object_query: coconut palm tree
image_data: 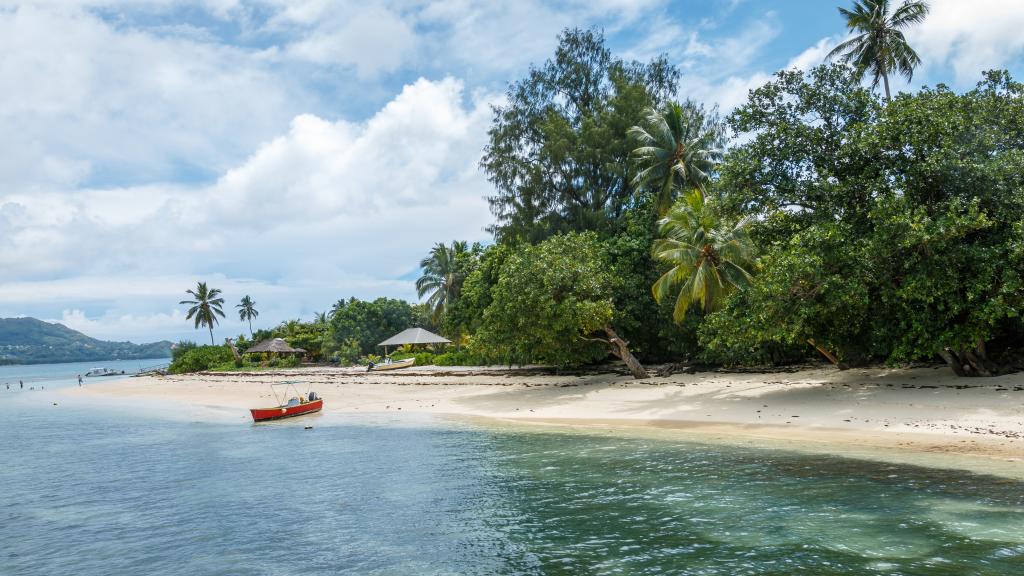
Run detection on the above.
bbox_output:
[416,241,468,322]
[826,0,930,101]
[181,282,226,345]
[236,295,258,337]
[652,192,757,323]
[628,100,724,214]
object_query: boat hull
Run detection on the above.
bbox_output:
[371,359,415,371]
[250,398,323,422]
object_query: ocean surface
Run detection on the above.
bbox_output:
[2,362,1023,575]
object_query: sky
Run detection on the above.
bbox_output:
[1,0,1023,344]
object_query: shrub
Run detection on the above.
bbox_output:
[168,345,235,374]
[433,350,486,366]
[332,337,361,366]
[171,340,198,362]
[390,351,436,365]
[267,355,300,368]
[358,354,382,366]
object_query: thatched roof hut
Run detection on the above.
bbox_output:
[244,338,306,355]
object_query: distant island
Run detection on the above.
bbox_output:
[0,317,171,365]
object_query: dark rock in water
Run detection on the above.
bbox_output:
[304,426,313,430]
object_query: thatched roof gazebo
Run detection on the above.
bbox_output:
[244,338,306,355]
[378,327,450,354]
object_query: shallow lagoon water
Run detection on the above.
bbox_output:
[2,367,1024,575]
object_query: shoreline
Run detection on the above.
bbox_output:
[63,365,1024,478]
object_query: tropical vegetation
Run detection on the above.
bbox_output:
[416,241,473,322]
[180,282,226,345]
[651,192,756,323]
[236,296,258,337]
[826,0,930,100]
[628,101,724,213]
[174,9,1024,378]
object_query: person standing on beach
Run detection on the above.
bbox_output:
[20,380,23,389]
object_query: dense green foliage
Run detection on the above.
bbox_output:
[481,28,679,242]
[702,67,1024,372]
[474,232,619,367]
[327,297,415,356]
[652,192,756,322]
[174,21,1023,377]
[0,317,171,365]
[233,297,442,367]
[168,344,235,374]
[416,241,476,322]
[473,30,702,366]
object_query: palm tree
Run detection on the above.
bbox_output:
[652,192,757,323]
[416,241,468,322]
[236,295,258,337]
[628,101,724,215]
[826,0,930,101]
[181,282,226,345]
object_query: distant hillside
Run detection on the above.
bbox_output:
[0,317,172,365]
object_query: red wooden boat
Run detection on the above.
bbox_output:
[250,381,323,422]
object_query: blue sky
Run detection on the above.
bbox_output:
[1,0,1022,344]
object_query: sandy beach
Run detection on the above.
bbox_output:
[65,364,1024,477]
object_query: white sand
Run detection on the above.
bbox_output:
[65,365,1024,477]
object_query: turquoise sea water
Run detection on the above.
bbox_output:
[2,363,1023,575]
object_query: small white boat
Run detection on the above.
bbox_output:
[368,358,415,372]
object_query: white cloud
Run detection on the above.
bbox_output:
[786,36,840,73]
[910,0,1024,85]
[0,4,315,191]
[278,4,417,77]
[53,309,189,343]
[660,13,781,110]
[0,77,497,341]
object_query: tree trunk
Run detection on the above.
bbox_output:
[963,339,997,376]
[807,339,848,370]
[225,338,243,366]
[882,72,891,102]
[248,319,253,338]
[962,348,993,376]
[603,326,649,379]
[209,326,215,345]
[939,348,968,377]
[940,341,999,377]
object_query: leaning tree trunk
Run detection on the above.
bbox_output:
[225,338,243,366]
[807,339,849,370]
[882,72,891,102]
[938,348,968,377]
[603,326,649,380]
[209,326,215,345]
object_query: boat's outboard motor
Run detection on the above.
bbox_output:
[308,391,317,401]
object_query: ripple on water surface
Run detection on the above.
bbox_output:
[1,405,1023,575]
